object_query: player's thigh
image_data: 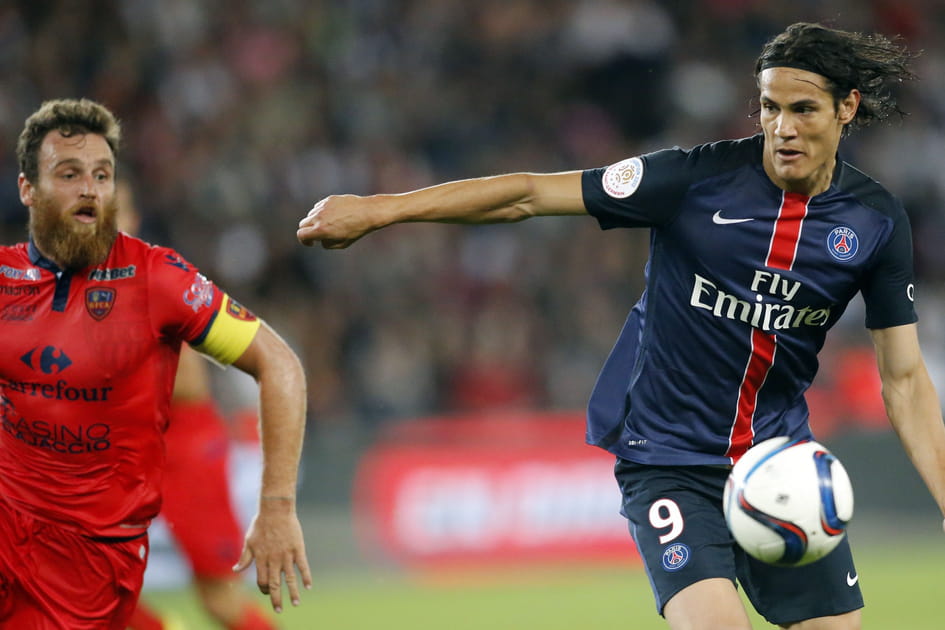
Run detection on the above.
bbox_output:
[736,536,863,626]
[780,608,861,630]
[663,577,754,630]
[0,504,147,628]
[615,459,741,615]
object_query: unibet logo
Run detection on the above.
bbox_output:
[88,265,136,281]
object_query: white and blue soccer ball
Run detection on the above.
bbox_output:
[723,437,854,567]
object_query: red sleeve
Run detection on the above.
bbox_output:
[145,247,224,344]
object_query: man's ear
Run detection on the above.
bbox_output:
[838,89,861,125]
[18,173,33,207]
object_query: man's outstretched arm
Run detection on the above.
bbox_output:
[297,171,586,249]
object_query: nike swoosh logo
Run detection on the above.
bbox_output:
[846,572,859,587]
[712,210,754,225]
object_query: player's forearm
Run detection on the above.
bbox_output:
[231,321,308,503]
[231,322,307,502]
[882,371,945,516]
[391,171,584,224]
[256,349,307,502]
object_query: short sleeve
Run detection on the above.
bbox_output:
[582,148,694,230]
[146,248,261,364]
[147,248,222,343]
[861,207,918,329]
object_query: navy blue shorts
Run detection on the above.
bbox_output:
[614,459,864,625]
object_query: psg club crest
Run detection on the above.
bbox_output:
[826,226,859,262]
[661,543,691,572]
[86,287,116,321]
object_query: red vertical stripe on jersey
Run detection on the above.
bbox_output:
[726,192,807,462]
[766,192,808,269]
[726,329,777,462]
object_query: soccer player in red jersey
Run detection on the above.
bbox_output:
[0,98,311,628]
[298,23,945,630]
[114,183,279,630]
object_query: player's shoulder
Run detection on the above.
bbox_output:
[111,232,194,272]
[833,160,905,219]
[0,243,38,281]
[0,241,29,261]
[682,134,761,166]
[649,134,761,178]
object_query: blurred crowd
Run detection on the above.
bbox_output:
[3,0,945,436]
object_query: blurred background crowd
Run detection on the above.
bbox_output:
[3,0,945,470]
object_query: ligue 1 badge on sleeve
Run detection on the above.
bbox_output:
[602,157,644,199]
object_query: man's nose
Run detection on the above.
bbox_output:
[79,174,97,197]
[775,113,797,137]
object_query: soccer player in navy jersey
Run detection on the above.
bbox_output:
[298,22,945,630]
[0,98,311,628]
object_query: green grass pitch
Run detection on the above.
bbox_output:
[142,535,943,629]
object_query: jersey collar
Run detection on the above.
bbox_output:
[28,238,65,274]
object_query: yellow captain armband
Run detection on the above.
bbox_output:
[192,294,262,365]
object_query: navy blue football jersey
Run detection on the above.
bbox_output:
[582,134,916,465]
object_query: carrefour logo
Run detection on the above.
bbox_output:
[12,346,113,403]
[20,346,72,374]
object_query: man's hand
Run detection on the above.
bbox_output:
[233,498,312,613]
[297,194,379,248]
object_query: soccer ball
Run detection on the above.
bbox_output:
[723,437,854,567]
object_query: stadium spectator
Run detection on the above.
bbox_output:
[298,22,945,630]
[0,98,309,628]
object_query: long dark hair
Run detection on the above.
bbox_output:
[754,22,918,132]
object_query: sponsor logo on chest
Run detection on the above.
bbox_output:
[0,265,40,281]
[690,269,831,332]
[88,265,136,281]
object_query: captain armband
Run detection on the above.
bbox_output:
[192,294,261,365]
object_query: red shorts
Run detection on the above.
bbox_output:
[161,400,244,578]
[0,498,149,629]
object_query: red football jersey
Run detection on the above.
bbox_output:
[0,234,257,538]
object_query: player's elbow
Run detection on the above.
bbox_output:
[493,173,541,222]
[506,171,585,218]
[235,323,305,394]
[263,339,306,395]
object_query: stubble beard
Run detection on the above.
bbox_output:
[29,195,119,270]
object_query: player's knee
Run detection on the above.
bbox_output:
[195,577,246,622]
